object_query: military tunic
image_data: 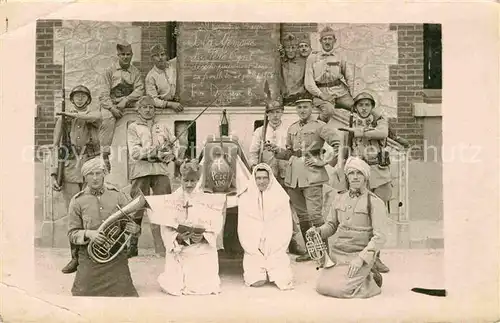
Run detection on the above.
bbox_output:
[98,62,145,154]
[316,190,387,299]
[67,183,139,297]
[351,112,392,191]
[275,118,340,224]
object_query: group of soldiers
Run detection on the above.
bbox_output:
[50,25,395,297]
[51,41,182,274]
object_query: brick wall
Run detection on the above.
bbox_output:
[281,23,318,36]
[35,20,62,160]
[389,23,425,160]
[131,22,168,77]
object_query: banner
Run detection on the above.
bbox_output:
[145,192,227,234]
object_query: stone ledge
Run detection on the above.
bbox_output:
[413,102,442,117]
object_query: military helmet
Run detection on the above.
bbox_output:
[266,100,284,113]
[353,92,376,107]
[69,85,92,106]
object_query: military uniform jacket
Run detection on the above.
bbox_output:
[248,122,289,180]
[50,106,101,184]
[319,190,387,265]
[351,112,392,189]
[127,118,179,180]
[275,118,340,188]
[68,183,132,245]
[99,62,144,110]
[304,50,350,99]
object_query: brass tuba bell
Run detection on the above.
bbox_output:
[305,226,335,270]
[87,190,150,264]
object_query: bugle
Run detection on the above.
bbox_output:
[87,190,150,264]
[305,227,335,270]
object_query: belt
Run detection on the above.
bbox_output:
[316,80,342,88]
[292,149,321,158]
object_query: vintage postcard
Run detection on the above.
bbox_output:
[0,1,499,322]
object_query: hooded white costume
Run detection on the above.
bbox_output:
[237,163,294,290]
[157,161,224,296]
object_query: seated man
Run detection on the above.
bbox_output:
[67,157,140,297]
[157,160,222,296]
[237,163,294,290]
[308,157,386,299]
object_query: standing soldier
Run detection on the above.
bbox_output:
[51,85,101,274]
[267,98,341,262]
[280,33,309,106]
[304,26,354,122]
[98,41,145,171]
[248,100,306,256]
[126,95,179,258]
[337,92,392,273]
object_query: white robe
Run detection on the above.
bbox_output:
[157,187,221,296]
[237,163,294,290]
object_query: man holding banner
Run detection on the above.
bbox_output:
[146,159,226,296]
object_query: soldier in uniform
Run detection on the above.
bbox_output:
[145,44,183,112]
[126,95,179,258]
[266,98,341,262]
[309,157,386,299]
[336,91,392,273]
[297,33,312,58]
[304,26,354,122]
[68,157,140,297]
[51,85,101,274]
[280,33,309,106]
[98,41,145,171]
[248,100,306,256]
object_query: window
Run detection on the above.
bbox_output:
[423,24,442,89]
[174,120,196,159]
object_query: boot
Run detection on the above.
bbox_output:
[288,239,307,256]
[373,252,390,273]
[61,243,78,274]
[102,152,111,173]
[372,267,383,287]
[127,236,139,258]
[295,222,313,262]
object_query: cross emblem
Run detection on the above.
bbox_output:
[183,200,193,217]
[213,158,224,171]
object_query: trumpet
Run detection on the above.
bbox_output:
[87,191,150,264]
[305,226,335,270]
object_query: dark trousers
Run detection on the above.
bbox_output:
[130,174,172,255]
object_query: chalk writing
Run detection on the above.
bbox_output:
[178,22,280,106]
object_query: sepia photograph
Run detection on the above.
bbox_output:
[33,19,444,299]
[1,1,498,322]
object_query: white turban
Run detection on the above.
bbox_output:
[81,157,108,177]
[344,157,370,179]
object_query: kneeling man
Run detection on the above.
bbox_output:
[238,163,294,290]
[157,159,223,296]
[309,157,386,299]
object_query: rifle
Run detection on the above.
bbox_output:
[55,47,67,188]
[338,63,356,169]
[258,79,271,164]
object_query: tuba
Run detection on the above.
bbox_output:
[305,226,335,270]
[87,191,150,264]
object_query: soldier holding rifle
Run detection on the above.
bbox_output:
[126,95,179,258]
[51,84,101,274]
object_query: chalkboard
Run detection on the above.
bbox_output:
[177,22,281,107]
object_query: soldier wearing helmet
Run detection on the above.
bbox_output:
[304,26,354,122]
[336,91,392,274]
[51,84,101,274]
